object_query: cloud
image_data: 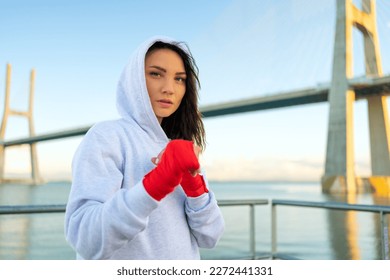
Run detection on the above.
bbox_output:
[3,138,80,182]
[202,153,373,182]
[202,156,324,182]
[3,146,31,174]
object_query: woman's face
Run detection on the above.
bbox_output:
[145,48,186,124]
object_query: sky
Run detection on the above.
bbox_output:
[1,0,390,182]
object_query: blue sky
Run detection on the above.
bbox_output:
[1,0,390,182]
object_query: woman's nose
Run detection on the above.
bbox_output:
[162,78,175,94]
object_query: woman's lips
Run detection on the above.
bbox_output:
[157,99,173,108]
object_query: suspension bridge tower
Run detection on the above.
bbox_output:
[322,0,390,195]
[0,64,42,185]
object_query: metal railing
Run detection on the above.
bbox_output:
[271,199,390,260]
[1,199,390,260]
[218,199,269,259]
[0,200,269,260]
[0,204,66,214]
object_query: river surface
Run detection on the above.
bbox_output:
[0,181,389,260]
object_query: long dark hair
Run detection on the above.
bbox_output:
[146,41,206,150]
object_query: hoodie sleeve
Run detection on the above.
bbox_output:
[64,123,158,259]
[184,172,225,249]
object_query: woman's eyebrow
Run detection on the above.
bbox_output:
[149,65,166,72]
[148,65,186,75]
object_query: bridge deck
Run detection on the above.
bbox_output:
[2,75,389,147]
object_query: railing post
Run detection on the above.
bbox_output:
[380,211,389,260]
[249,204,256,259]
[271,202,277,259]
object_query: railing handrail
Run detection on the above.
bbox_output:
[2,199,389,214]
[271,199,390,260]
[218,199,268,206]
[0,204,66,214]
[0,199,269,215]
[272,199,390,213]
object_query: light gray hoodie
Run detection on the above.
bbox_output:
[64,36,224,260]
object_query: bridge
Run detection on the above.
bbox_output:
[3,75,390,144]
[1,0,390,196]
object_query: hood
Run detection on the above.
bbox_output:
[116,35,189,142]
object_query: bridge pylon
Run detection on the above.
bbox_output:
[0,64,43,185]
[322,0,390,196]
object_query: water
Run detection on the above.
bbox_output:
[0,181,389,260]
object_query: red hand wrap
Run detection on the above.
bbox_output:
[180,172,209,197]
[143,140,200,201]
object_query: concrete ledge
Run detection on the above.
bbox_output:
[363,176,390,197]
[321,175,372,194]
[322,175,390,197]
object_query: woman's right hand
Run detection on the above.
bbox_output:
[151,142,201,176]
[143,140,201,201]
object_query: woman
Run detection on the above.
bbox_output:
[64,36,225,260]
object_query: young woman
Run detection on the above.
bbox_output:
[64,36,225,260]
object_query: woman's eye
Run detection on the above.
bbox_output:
[150,72,160,77]
[176,77,186,83]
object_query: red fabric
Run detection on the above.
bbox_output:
[143,140,200,201]
[180,172,208,197]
